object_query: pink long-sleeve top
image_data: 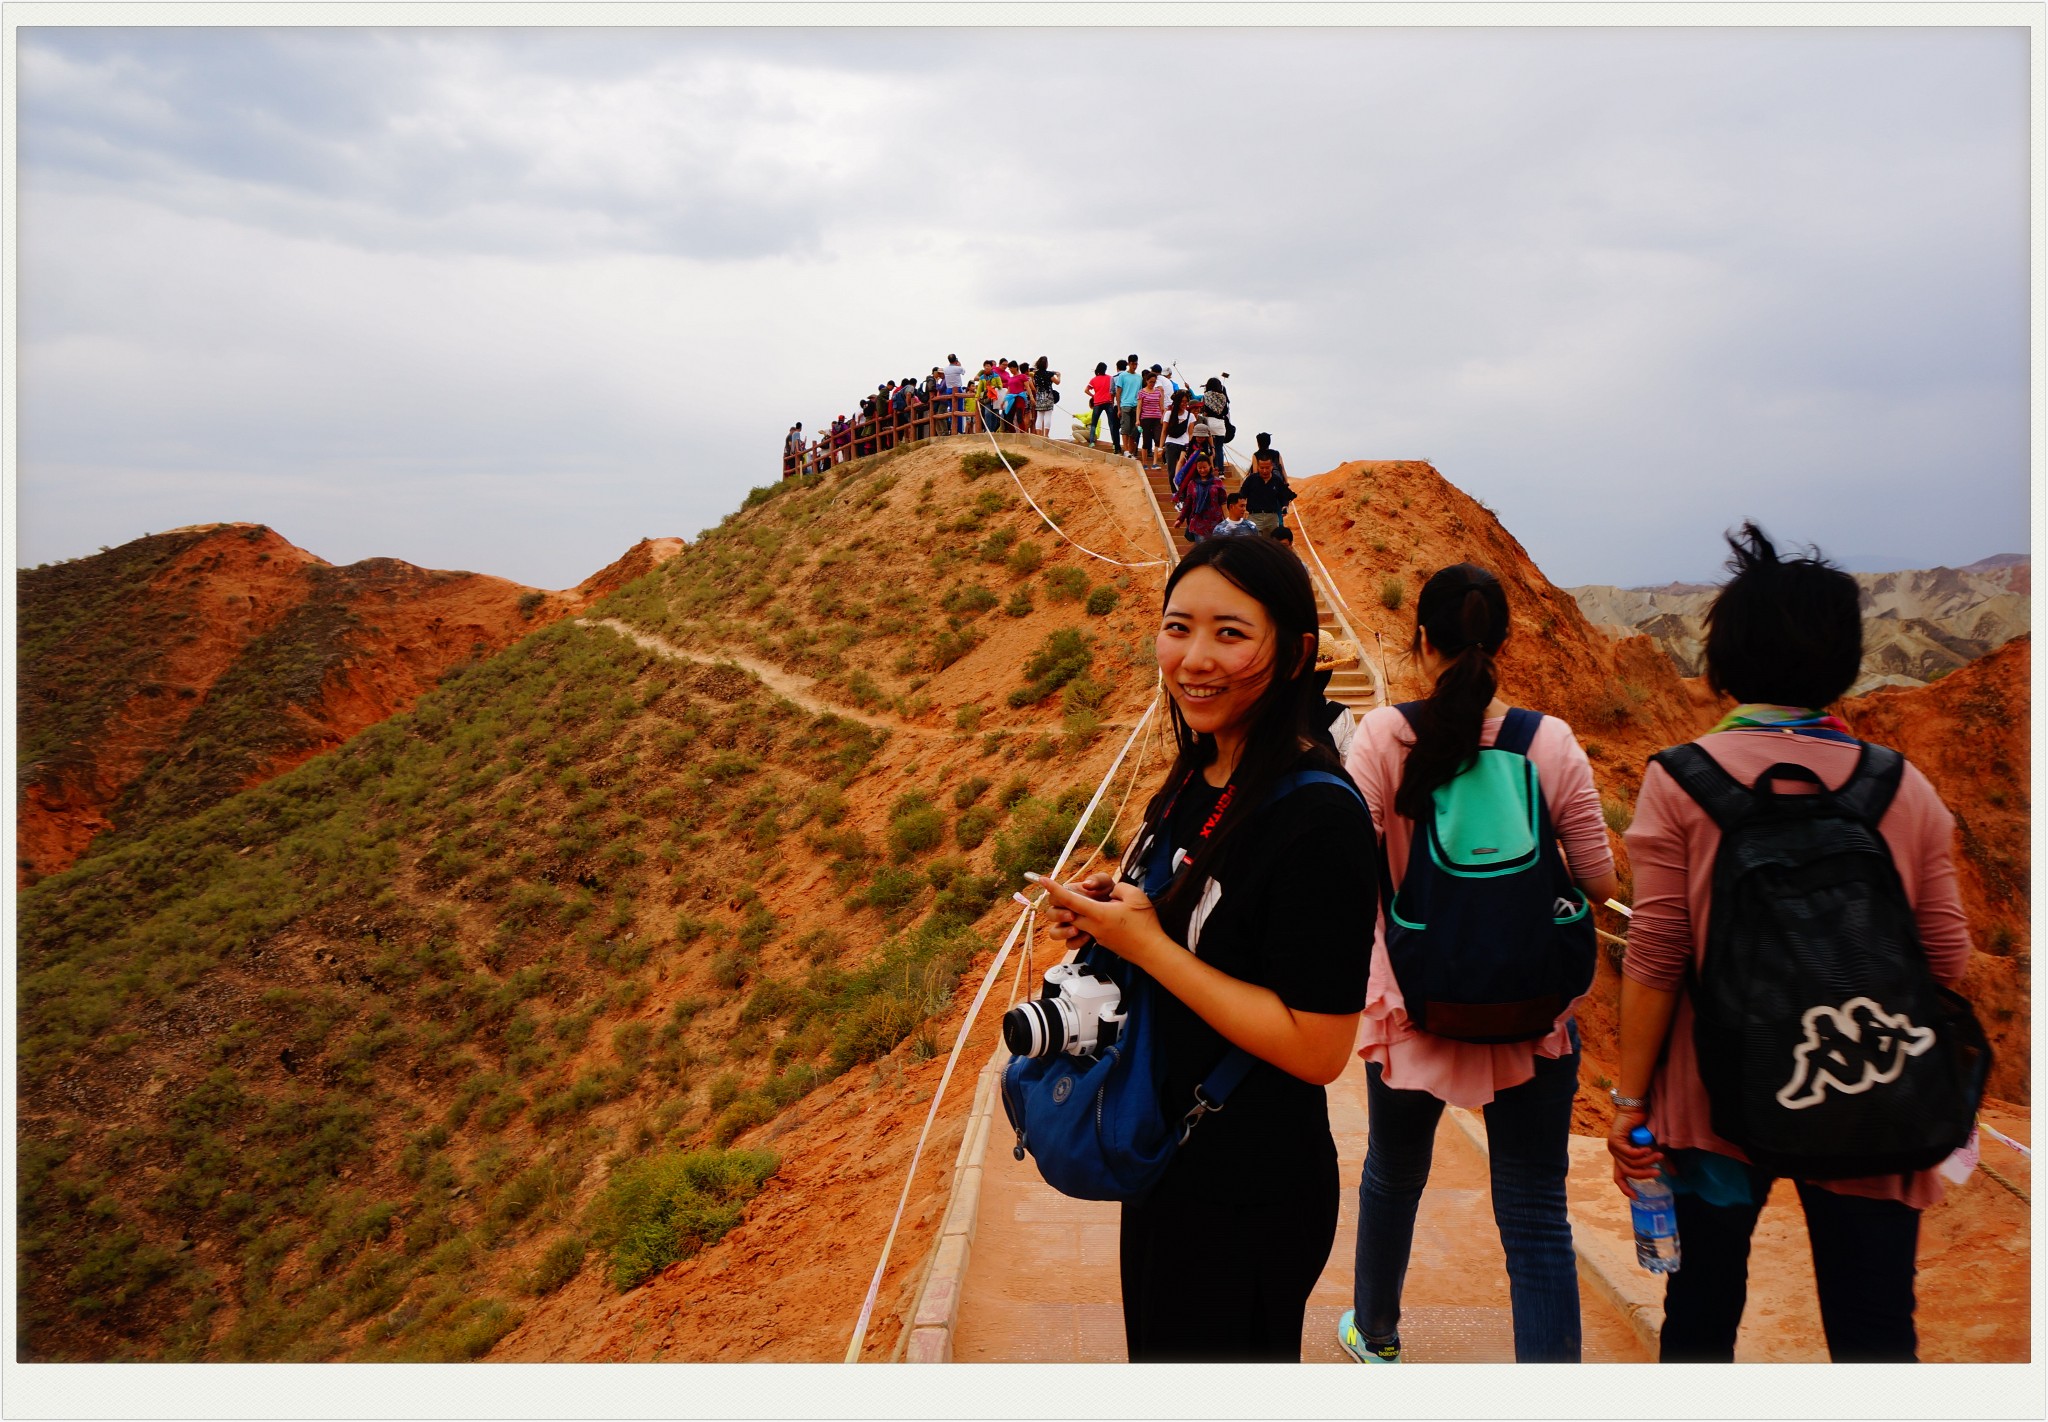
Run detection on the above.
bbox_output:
[1623,730,1972,1208]
[1344,706,1616,1107]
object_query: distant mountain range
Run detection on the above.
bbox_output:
[1568,556,2031,696]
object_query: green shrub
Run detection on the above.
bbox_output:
[1023,734,1057,760]
[992,792,1116,889]
[1062,706,1101,748]
[525,1235,587,1295]
[930,869,1002,928]
[959,451,1026,479]
[941,583,1000,618]
[1003,588,1033,618]
[709,950,750,990]
[1043,565,1089,602]
[997,775,1032,809]
[859,865,924,915]
[955,805,999,850]
[886,794,945,861]
[929,626,982,670]
[1008,628,1093,707]
[709,1095,778,1148]
[1007,541,1044,577]
[583,1148,778,1290]
[953,704,983,732]
[845,671,885,708]
[1379,577,1404,611]
[805,785,848,827]
[705,1072,743,1114]
[1084,585,1119,616]
[978,528,1018,563]
[952,776,992,810]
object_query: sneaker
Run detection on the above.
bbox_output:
[1337,1310,1401,1364]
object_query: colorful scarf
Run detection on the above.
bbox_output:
[1709,703,1853,737]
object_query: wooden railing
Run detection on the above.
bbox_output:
[785,392,1009,479]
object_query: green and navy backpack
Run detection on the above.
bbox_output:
[1382,704,1596,1043]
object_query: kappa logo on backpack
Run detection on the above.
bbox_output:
[1652,742,1989,1180]
[1381,705,1596,1044]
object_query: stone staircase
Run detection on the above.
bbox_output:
[1137,456,1380,714]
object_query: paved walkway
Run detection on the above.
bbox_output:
[951,1061,1651,1363]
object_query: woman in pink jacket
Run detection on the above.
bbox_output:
[1607,523,1972,1361]
[1339,564,1620,1364]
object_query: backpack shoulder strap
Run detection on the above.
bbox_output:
[1491,707,1542,757]
[1649,743,1753,831]
[1832,742,1906,828]
[1265,768,1365,810]
[1392,700,1421,729]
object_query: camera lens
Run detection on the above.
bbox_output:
[1002,1000,1068,1058]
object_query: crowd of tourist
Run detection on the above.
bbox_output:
[782,353,1075,478]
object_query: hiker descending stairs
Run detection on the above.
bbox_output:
[1136,456,1381,715]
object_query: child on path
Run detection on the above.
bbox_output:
[1179,455,1226,543]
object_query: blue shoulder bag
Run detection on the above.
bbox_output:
[998,769,1363,1202]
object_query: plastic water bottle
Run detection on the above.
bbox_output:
[1628,1125,1682,1274]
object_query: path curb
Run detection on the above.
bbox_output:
[900,1044,1007,1364]
[1442,1105,1665,1359]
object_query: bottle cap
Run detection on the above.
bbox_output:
[1628,1125,1655,1148]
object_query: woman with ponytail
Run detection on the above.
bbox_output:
[1336,564,1620,1364]
[1035,535,1377,1360]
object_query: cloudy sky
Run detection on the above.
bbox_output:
[13,22,2032,589]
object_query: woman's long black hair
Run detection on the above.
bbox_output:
[1393,563,1512,821]
[1134,535,1342,927]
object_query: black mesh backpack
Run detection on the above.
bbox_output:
[1652,741,1989,1180]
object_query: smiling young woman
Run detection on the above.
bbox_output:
[1034,535,1378,1361]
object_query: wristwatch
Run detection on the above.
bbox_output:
[1609,1088,1647,1110]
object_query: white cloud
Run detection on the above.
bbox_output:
[14,24,2030,590]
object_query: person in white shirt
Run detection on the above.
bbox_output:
[944,354,968,432]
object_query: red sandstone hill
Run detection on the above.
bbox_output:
[1842,636,2031,1102]
[15,525,682,880]
[1285,460,2030,1110]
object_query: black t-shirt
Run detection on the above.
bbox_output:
[1140,763,1377,1203]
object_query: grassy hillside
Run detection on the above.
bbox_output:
[17,524,580,881]
[17,443,1156,1361]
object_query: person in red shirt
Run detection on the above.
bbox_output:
[1086,361,1116,449]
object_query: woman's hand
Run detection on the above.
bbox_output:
[1606,1107,1662,1199]
[1028,872,1169,970]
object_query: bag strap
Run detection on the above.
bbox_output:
[1650,743,1755,831]
[1830,742,1905,828]
[1266,767,1365,809]
[1149,766,1360,1139]
[1179,1047,1258,1142]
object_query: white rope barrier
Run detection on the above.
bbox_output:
[1982,1122,2033,1159]
[982,428,1166,570]
[843,688,1164,1361]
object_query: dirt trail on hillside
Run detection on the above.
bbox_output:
[579,618,952,735]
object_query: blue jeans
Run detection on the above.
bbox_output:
[1353,1025,1582,1361]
